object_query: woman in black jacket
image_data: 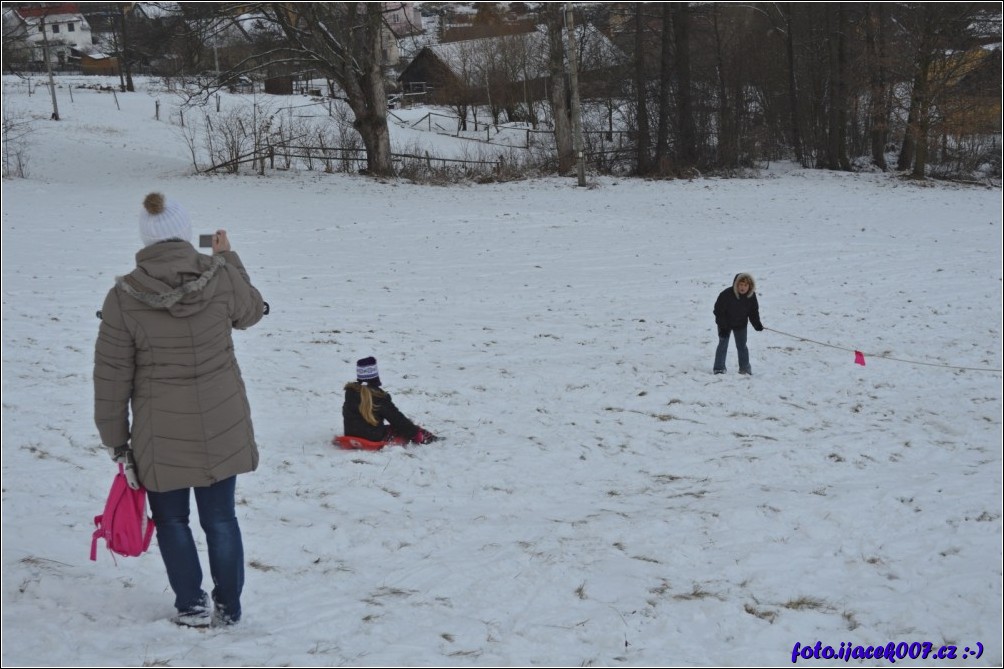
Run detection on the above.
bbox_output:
[341,357,438,444]
[713,273,764,375]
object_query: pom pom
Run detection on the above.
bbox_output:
[143,192,166,215]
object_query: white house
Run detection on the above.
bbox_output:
[384,2,423,39]
[11,4,94,67]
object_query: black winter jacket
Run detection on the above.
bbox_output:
[343,383,421,442]
[714,273,763,332]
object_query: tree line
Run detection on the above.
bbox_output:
[5,2,1000,181]
[586,2,1000,180]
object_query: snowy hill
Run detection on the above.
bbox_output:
[1,76,1001,666]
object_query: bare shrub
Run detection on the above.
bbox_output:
[2,104,32,178]
[177,100,277,174]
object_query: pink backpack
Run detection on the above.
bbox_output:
[90,463,155,561]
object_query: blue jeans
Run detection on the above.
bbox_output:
[714,327,750,373]
[147,476,244,622]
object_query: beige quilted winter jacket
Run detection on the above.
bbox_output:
[94,241,264,492]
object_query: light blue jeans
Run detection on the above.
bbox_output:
[714,327,750,373]
[147,476,244,623]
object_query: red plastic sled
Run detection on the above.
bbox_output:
[333,435,388,451]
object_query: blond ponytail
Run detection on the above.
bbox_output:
[358,384,380,426]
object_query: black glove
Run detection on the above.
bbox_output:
[754,324,764,332]
[107,445,129,462]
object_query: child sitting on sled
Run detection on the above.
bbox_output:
[340,357,439,446]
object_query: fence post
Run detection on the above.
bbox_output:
[155,99,160,120]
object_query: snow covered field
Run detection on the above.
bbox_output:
[2,77,1001,666]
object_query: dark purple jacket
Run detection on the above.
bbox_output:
[343,383,420,442]
[714,273,763,332]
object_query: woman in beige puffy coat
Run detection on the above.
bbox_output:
[94,192,264,628]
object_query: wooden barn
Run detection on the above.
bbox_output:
[398,26,624,108]
[79,52,118,76]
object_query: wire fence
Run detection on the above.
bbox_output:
[201,143,511,176]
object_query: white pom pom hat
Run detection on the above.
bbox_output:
[139,192,192,247]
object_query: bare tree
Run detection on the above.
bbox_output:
[2,10,33,73]
[260,3,393,175]
[825,3,850,170]
[672,3,697,169]
[446,40,479,132]
[163,3,393,174]
[633,3,654,175]
[864,3,891,170]
[543,5,574,173]
[2,102,33,177]
[892,3,997,178]
[654,4,673,172]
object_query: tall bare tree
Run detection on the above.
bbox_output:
[672,2,697,169]
[781,4,806,166]
[633,3,654,175]
[864,3,891,170]
[543,4,574,173]
[893,3,995,177]
[219,3,395,176]
[271,3,391,175]
[654,5,672,172]
[825,3,850,170]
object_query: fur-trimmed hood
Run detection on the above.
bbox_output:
[732,272,756,298]
[117,241,226,318]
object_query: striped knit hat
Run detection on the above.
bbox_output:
[139,192,192,247]
[356,357,381,386]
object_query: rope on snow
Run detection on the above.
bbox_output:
[763,327,1003,373]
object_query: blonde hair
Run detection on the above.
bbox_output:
[346,382,385,426]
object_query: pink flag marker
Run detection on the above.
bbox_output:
[854,351,866,366]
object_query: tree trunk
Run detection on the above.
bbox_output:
[835,3,850,170]
[902,4,942,179]
[865,3,888,170]
[910,58,932,178]
[120,8,135,92]
[783,4,805,166]
[350,6,392,175]
[712,7,734,168]
[825,4,849,170]
[634,3,653,175]
[655,5,672,173]
[897,72,920,171]
[673,2,697,169]
[544,5,574,173]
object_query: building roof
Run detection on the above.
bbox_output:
[14,3,82,18]
[422,23,623,81]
